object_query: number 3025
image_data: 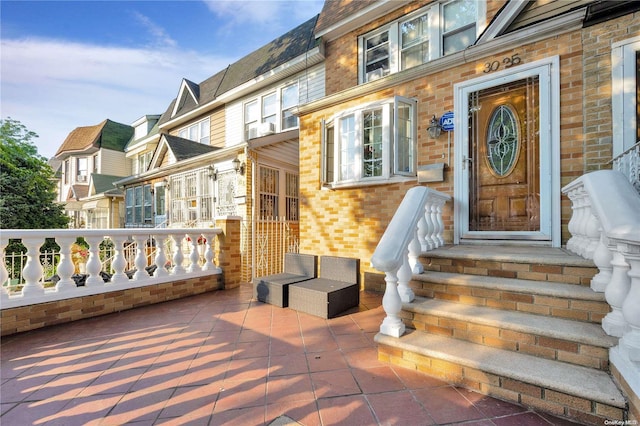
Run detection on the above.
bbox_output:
[483,53,522,73]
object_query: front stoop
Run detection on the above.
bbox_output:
[375,245,628,425]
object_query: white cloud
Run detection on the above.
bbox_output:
[132,11,178,49]
[203,0,323,28]
[0,37,233,159]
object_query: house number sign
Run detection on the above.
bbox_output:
[483,53,522,73]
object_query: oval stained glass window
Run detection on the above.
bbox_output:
[486,105,519,177]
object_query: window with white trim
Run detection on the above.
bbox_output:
[178,117,210,145]
[360,0,482,83]
[281,83,299,130]
[169,169,214,225]
[125,184,152,227]
[244,100,259,139]
[322,96,417,186]
[612,37,640,156]
[244,82,300,139]
[76,157,88,183]
[136,151,153,175]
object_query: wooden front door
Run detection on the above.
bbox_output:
[468,77,540,234]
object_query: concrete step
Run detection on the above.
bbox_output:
[411,271,609,324]
[402,297,617,370]
[420,245,597,286]
[376,331,626,425]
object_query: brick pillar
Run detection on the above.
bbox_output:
[216,216,242,289]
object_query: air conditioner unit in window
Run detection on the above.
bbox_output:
[77,175,87,183]
[259,122,276,136]
[248,127,259,139]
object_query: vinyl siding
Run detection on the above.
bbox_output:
[100,149,130,177]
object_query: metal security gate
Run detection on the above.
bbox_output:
[243,217,299,281]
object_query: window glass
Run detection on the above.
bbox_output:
[77,157,88,182]
[155,186,165,216]
[259,167,279,217]
[285,173,299,221]
[401,14,429,70]
[339,115,357,181]
[443,0,476,55]
[199,119,210,145]
[281,83,299,129]
[365,31,390,81]
[363,109,384,178]
[245,100,259,139]
[134,186,143,224]
[125,188,134,224]
[263,93,277,125]
[395,100,415,174]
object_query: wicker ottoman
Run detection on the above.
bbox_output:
[253,253,317,307]
[288,278,360,319]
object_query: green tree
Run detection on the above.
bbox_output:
[0,118,69,229]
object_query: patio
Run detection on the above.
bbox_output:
[1,284,583,425]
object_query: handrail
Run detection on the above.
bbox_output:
[371,186,451,337]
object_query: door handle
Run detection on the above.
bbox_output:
[463,156,473,170]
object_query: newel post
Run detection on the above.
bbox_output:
[380,269,405,337]
[620,242,640,361]
[602,240,631,337]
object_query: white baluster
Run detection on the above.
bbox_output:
[20,237,44,297]
[408,233,423,274]
[424,202,435,251]
[620,243,640,362]
[435,201,445,247]
[417,215,428,252]
[132,234,150,281]
[85,235,104,287]
[152,235,169,277]
[186,234,201,273]
[109,235,129,284]
[566,188,579,253]
[397,249,415,303]
[1,238,9,299]
[54,236,76,291]
[380,269,406,337]
[602,242,632,337]
[202,232,220,272]
[591,232,613,292]
[171,234,186,275]
[575,191,588,257]
[584,205,600,260]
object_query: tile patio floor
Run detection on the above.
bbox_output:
[1,284,585,425]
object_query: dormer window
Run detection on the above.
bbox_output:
[177,117,210,145]
[359,0,484,83]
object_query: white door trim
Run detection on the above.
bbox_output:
[453,56,561,246]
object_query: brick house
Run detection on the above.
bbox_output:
[296,0,640,423]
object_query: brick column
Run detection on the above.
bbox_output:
[216,216,242,289]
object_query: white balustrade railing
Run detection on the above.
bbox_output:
[371,186,451,337]
[1,228,222,309]
[612,141,640,195]
[562,170,640,395]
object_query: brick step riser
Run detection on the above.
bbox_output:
[420,257,597,287]
[409,279,609,324]
[378,343,624,426]
[400,310,610,371]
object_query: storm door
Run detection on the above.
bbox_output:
[456,58,559,244]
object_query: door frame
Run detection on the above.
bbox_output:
[453,56,561,246]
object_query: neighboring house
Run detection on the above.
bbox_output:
[115,15,325,279]
[298,0,639,283]
[54,119,134,228]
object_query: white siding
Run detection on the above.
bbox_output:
[299,63,325,104]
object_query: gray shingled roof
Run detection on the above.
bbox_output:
[162,134,220,161]
[91,174,124,195]
[161,14,319,123]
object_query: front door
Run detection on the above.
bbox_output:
[469,77,539,233]
[455,58,559,244]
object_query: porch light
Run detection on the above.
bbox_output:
[208,165,218,180]
[233,157,245,175]
[428,115,442,139]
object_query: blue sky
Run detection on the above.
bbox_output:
[1,0,324,159]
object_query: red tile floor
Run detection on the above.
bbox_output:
[1,284,585,425]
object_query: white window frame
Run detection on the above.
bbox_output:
[177,117,210,145]
[76,157,88,183]
[323,96,417,188]
[612,36,640,156]
[281,82,299,130]
[244,99,259,140]
[358,0,485,83]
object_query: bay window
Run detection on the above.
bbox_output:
[360,0,483,83]
[323,96,417,187]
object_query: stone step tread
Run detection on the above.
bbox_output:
[375,331,626,409]
[404,297,618,348]
[420,245,595,267]
[412,271,605,302]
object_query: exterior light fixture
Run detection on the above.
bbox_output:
[163,178,170,190]
[208,165,218,180]
[232,157,245,175]
[428,115,442,139]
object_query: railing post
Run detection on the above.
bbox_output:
[171,234,186,275]
[20,236,44,297]
[109,235,129,284]
[380,269,405,338]
[408,233,423,274]
[85,235,105,287]
[396,248,415,303]
[602,241,631,337]
[591,232,613,292]
[152,234,169,278]
[620,243,640,361]
[55,236,77,291]
[435,201,445,247]
[132,234,150,280]
[202,231,221,273]
[186,233,201,273]
[1,238,9,300]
